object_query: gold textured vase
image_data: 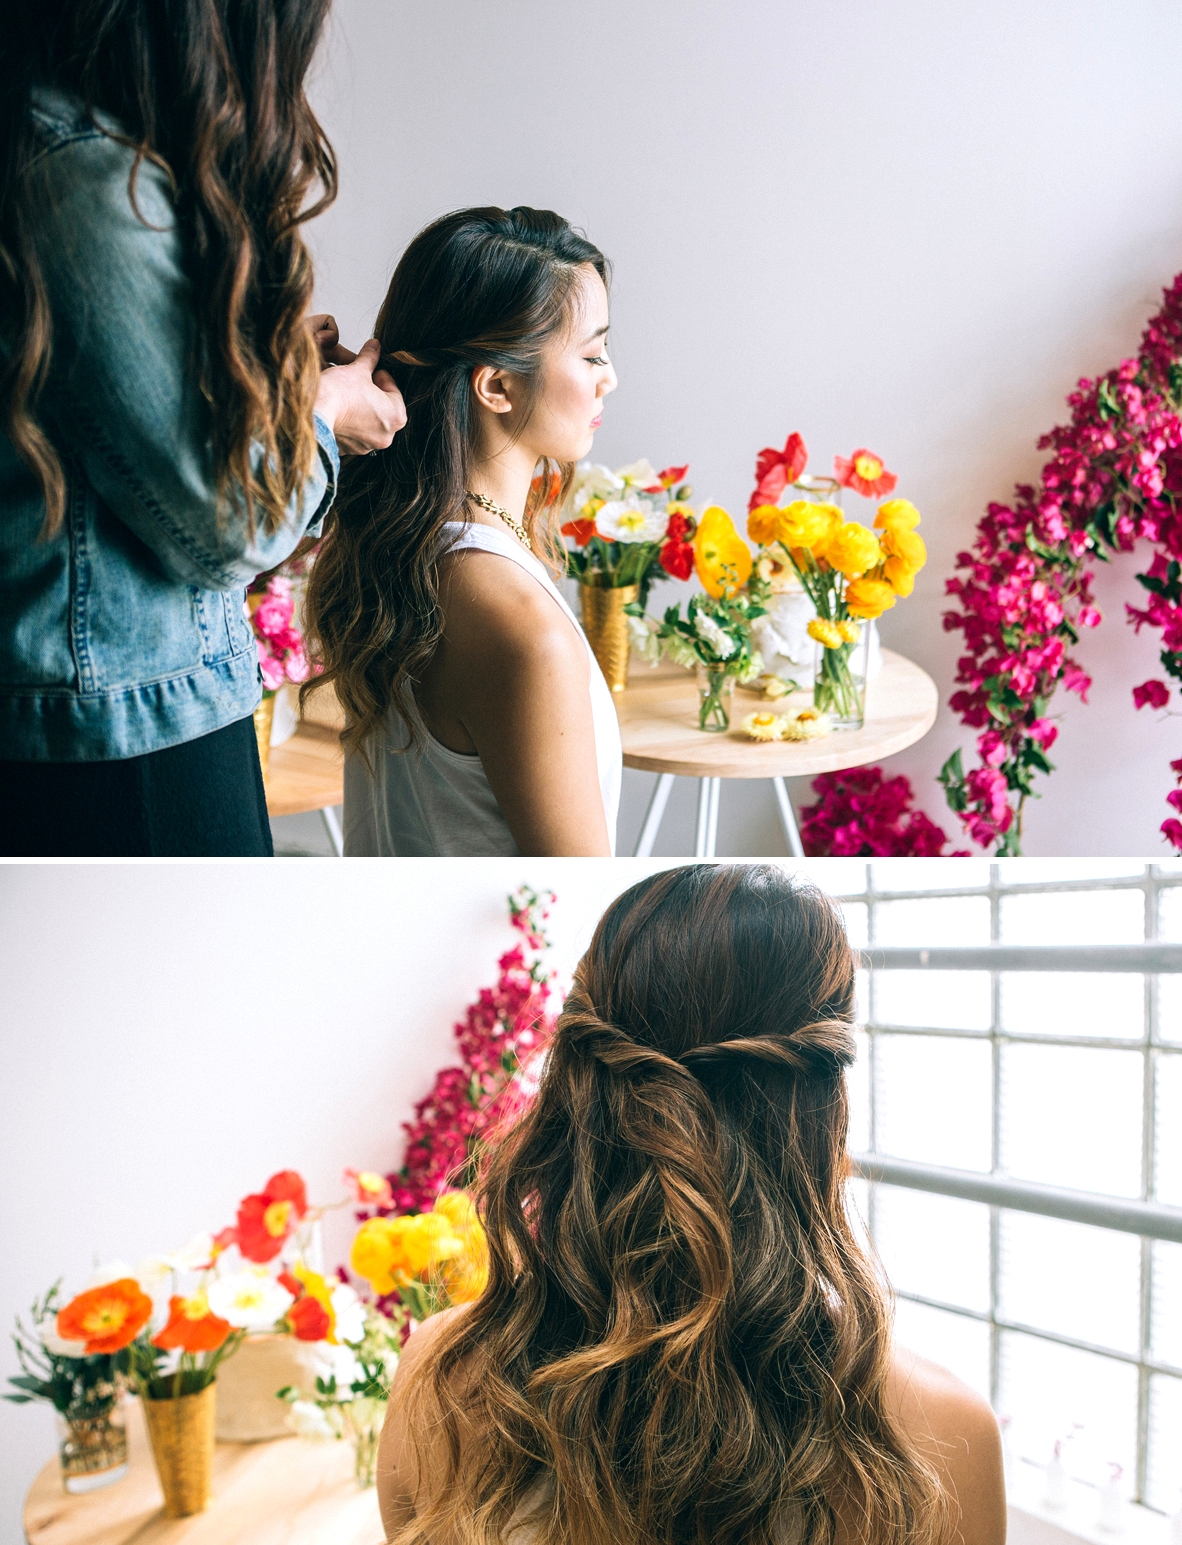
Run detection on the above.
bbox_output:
[141,1384,217,1518]
[253,692,276,782]
[578,583,639,693]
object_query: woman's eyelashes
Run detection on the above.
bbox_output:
[586,354,609,366]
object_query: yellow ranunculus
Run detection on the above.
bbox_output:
[807,618,843,649]
[823,522,883,579]
[432,1192,489,1305]
[776,500,842,555]
[879,526,926,596]
[349,1212,466,1296]
[694,506,752,598]
[835,618,861,643]
[874,498,921,533]
[844,577,897,619]
[747,505,783,547]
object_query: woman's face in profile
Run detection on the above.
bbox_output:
[528,264,617,463]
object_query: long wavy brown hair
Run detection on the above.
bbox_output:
[302,206,608,756]
[393,864,950,1545]
[1,0,335,538]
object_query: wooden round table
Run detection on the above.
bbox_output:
[616,649,938,857]
[264,690,346,856]
[23,1399,383,1545]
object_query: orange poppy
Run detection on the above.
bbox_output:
[57,1279,153,1355]
[152,1294,232,1354]
[287,1294,331,1341]
[561,518,597,547]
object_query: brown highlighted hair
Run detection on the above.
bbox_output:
[394,864,948,1545]
[302,205,609,756]
[1,0,335,538]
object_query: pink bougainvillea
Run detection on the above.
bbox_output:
[246,574,312,692]
[941,271,1182,853]
[368,888,559,1218]
[800,767,962,857]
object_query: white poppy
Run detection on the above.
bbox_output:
[40,1324,87,1359]
[329,1283,366,1347]
[595,499,669,544]
[571,463,622,513]
[614,459,661,489]
[206,1268,294,1331]
[135,1233,216,1294]
[693,611,736,660]
[315,1342,363,1390]
[87,1260,137,1288]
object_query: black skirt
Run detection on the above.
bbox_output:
[0,713,273,857]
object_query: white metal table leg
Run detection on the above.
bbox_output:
[633,772,675,857]
[695,777,720,858]
[771,777,805,857]
[320,805,344,857]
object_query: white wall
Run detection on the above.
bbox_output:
[0,857,732,1540]
[303,0,1182,857]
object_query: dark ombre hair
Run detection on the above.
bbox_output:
[302,206,609,756]
[0,0,335,538]
[394,865,950,1545]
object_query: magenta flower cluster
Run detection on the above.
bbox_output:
[941,269,1182,853]
[374,887,559,1217]
[245,574,311,692]
[800,767,960,857]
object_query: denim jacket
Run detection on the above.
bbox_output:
[0,88,339,762]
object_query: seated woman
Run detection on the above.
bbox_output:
[304,206,622,857]
[376,865,1006,1545]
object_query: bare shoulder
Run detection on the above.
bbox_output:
[378,1306,476,1539]
[437,548,587,674]
[886,1346,1006,1545]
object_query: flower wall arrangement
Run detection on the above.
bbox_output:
[940,268,1182,852]
[799,767,958,857]
[379,887,559,1216]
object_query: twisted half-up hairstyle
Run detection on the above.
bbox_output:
[394,864,949,1545]
[1,0,335,539]
[302,206,609,756]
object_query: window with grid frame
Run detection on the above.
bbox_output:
[813,857,1182,1514]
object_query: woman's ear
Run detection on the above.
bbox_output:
[471,364,515,415]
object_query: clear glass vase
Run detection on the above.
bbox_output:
[812,620,872,730]
[695,662,735,732]
[345,1397,386,1488]
[56,1404,129,1493]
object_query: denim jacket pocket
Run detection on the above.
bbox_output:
[194,586,252,665]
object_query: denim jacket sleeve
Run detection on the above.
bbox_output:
[28,112,338,591]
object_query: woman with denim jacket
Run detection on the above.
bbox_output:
[0,0,404,856]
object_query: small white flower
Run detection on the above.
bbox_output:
[330,1284,366,1347]
[206,1268,295,1331]
[614,458,660,489]
[595,499,669,544]
[693,611,736,660]
[315,1342,363,1390]
[288,1400,338,1441]
[627,613,661,666]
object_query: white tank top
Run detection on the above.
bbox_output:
[343,522,622,856]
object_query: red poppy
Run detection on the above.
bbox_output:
[656,464,690,489]
[235,1170,308,1264]
[530,469,563,507]
[666,511,692,543]
[748,433,807,512]
[660,539,695,581]
[287,1294,331,1342]
[561,518,597,547]
[833,448,897,498]
[277,1270,304,1300]
[152,1295,232,1354]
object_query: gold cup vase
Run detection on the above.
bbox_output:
[141,1383,217,1518]
[578,583,639,693]
[253,691,276,781]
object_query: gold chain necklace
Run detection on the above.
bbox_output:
[467,490,532,551]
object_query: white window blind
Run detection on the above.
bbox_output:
[828,859,1182,1514]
